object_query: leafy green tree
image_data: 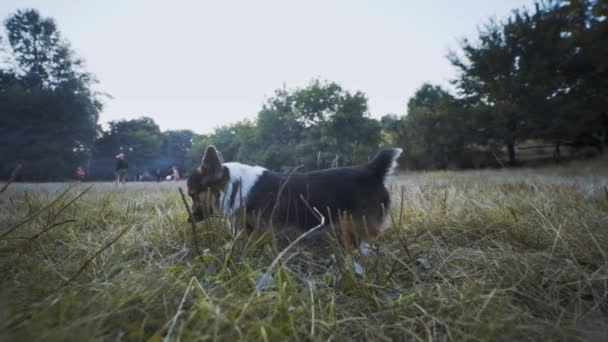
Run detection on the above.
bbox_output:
[256,88,304,169]
[588,0,608,146]
[449,19,527,165]
[396,84,471,169]
[0,9,101,180]
[505,2,590,158]
[326,91,381,165]
[186,134,212,171]
[211,121,258,163]
[93,117,162,178]
[450,1,608,163]
[186,120,259,171]
[161,130,196,172]
[556,0,608,151]
[253,80,382,170]
[230,121,261,164]
[292,80,342,126]
[380,114,400,140]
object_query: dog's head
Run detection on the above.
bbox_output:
[187,145,228,222]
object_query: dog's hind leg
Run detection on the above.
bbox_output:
[357,215,382,257]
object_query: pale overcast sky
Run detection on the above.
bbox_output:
[0,0,534,134]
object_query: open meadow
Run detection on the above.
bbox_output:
[1,159,608,341]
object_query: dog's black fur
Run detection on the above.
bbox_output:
[248,150,399,234]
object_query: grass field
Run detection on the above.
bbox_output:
[1,159,608,341]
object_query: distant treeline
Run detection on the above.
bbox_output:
[1,2,607,181]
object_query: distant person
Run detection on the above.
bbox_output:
[171,166,180,181]
[156,168,162,182]
[75,166,85,181]
[115,153,128,186]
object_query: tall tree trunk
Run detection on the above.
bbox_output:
[317,151,321,170]
[442,146,449,169]
[505,112,518,166]
[553,142,561,164]
[507,143,516,166]
[601,112,608,152]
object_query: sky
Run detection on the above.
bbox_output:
[0,0,535,134]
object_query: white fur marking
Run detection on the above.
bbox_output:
[220,162,266,216]
[359,241,372,256]
[387,148,403,177]
[353,261,365,276]
[384,148,403,186]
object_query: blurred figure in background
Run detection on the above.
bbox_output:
[156,168,162,182]
[115,153,128,186]
[75,166,86,181]
[171,166,180,181]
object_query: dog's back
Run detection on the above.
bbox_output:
[245,148,402,243]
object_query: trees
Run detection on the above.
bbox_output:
[161,130,196,172]
[327,91,381,165]
[394,84,472,169]
[88,98,374,179]
[557,0,608,151]
[185,120,259,171]
[182,2,605,171]
[588,0,608,146]
[256,80,381,170]
[187,81,383,174]
[5,9,84,89]
[92,117,162,178]
[449,19,527,165]
[256,87,306,170]
[508,1,597,159]
[380,114,400,139]
[6,4,608,180]
[186,134,212,171]
[0,9,101,180]
[450,1,608,164]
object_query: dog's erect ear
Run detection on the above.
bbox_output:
[201,145,223,178]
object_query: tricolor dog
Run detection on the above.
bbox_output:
[187,145,402,254]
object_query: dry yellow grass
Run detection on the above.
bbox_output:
[1,159,607,341]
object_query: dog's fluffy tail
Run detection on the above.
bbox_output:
[367,148,403,180]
